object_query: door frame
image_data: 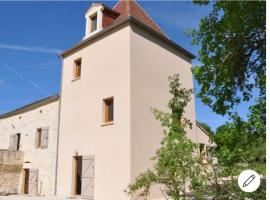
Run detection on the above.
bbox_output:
[72,156,82,196]
[21,168,29,194]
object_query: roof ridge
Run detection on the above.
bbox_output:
[133,1,167,37]
[112,0,121,9]
[112,0,166,37]
[127,0,130,16]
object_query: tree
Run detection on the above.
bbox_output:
[126,75,207,200]
[189,1,266,116]
[207,116,266,199]
[189,1,266,199]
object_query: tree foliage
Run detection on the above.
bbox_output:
[208,115,266,199]
[126,75,207,200]
[189,1,266,116]
[189,1,266,199]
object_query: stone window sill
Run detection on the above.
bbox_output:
[101,122,114,127]
[72,77,81,82]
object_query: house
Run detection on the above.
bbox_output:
[0,95,59,196]
[0,0,211,199]
[56,1,211,200]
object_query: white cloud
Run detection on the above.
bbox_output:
[0,42,62,54]
[0,63,49,95]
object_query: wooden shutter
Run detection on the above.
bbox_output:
[40,128,49,149]
[81,155,95,199]
[28,169,38,196]
[35,130,40,148]
[8,135,14,150]
[13,134,18,150]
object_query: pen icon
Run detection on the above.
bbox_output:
[243,174,255,187]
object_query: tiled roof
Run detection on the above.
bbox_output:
[112,0,166,36]
[61,1,195,59]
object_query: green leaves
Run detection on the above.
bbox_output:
[189,2,266,197]
[210,115,266,199]
[126,75,206,200]
[189,1,266,115]
[125,170,157,198]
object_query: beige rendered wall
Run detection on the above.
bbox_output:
[196,124,211,146]
[130,24,198,199]
[0,101,59,196]
[57,24,132,200]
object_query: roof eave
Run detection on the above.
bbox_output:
[196,121,212,138]
[0,95,60,119]
[129,16,196,59]
[60,16,196,60]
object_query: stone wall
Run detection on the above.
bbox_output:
[0,100,59,196]
[0,150,24,195]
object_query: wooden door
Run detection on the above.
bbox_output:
[73,156,82,195]
[23,169,29,194]
[81,155,94,199]
[28,169,38,196]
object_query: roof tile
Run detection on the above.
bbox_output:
[112,0,166,36]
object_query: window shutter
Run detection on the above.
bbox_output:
[8,135,14,150]
[81,155,95,199]
[13,134,18,150]
[35,131,39,148]
[40,127,49,149]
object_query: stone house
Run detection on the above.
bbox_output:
[0,0,211,199]
[0,95,59,196]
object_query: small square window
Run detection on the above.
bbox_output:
[74,58,82,79]
[103,97,114,123]
[90,14,97,32]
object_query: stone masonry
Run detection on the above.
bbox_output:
[0,96,59,196]
[0,150,24,195]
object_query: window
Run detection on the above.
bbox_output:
[74,58,82,79]
[206,146,211,158]
[9,133,20,150]
[36,128,42,148]
[16,133,21,150]
[199,143,205,157]
[35,127,49,149]
[90,14,97,32]
[103,97,114,123]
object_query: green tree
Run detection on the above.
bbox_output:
[190,1,266,116]
[189,1,266,199]
[126,75,207,200]
[208,116,266,199]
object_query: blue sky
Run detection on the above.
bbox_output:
[0,1,255,131]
